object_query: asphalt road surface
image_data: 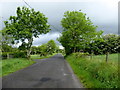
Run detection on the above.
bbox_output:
[2,54,83,88]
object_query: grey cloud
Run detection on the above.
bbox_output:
[0,1,118,46]
[32,32,61,46]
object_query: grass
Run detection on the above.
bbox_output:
[0,53,57,77]
[66,53,118,88]
[31,53,57,60]
[92,53,118,64]
[0,58,35,77]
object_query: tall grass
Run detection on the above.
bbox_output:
[66,53,118,88]
[1,58,35,77]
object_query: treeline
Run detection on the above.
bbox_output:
[84,34,120,55]
[58,10,120,62]
[1,39,65,59]
[30,40,65,56]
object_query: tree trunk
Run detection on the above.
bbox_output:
[90,50,93,60]
[73,47,76,53]
[26,38,33,60]
[106,52,109,63]
[27,50,31,59]
[7,53,9,59]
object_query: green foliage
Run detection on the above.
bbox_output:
[66,53,118,88]
[102,34,119,53]
[4,6,50,59]
[85,34,120,55]
[58,10,102,55]
[31,46,38,55]
[2,52,10,59]
[0,28,14,46]
[2,44,13,52]
[1,58,35,77]
[73,52,89,58]
[2,51,27,59]
[39,43,48,56]
[30,53,57,60]
[58,49,66,56]
[46,40,57,55]
[31,40,59,56]
[13,51,27,58]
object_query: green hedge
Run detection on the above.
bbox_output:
[73,52,89,58]
[13,51,27,58]
[2,52,13,59]
[2,51,27,59]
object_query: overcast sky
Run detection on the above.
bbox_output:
[0,0,119,48]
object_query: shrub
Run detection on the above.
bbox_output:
[73,52,89,58]
[2,52,14,59]
[13,51,27,58]
[2,52,7,59]
[2,51,27,59]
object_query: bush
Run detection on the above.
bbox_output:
[2,51,27,59]
[73,52,89,58]
[2,52,14,59]
[13,51,27,58]
[2,52,8,58]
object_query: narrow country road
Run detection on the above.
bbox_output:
[2,54,83,88]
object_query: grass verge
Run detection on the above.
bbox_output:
[0,58,35,77]
[66,53,118,88]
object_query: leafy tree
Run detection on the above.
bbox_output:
[102,34,119,62]
[55,46,60,53]
[58,10,101,55]
[39,44,48,56]
[35,40,58,56]
[46,40,57,55]
[31,46,38,55]
[84,31,104,59]
[0,29,14,52]
[85,34,119,62]
[4,7,50,59]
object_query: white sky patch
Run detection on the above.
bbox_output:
[32,32,61,46]
[12,32,62,47]
[59,45,64,49]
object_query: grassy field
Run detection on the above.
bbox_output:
[92,53,118,64]
[0,58,35,77]
[31,53,57,60]
[66,53,118,88]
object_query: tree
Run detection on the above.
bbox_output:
[39,44,48,56]
[31,46,38,55]
[0,28,14,52]
[4,7,50,59]
[84,31,104,59]
[46,40,57,55]
[85,34,119,62]
[58,10,101,55]
[102,34,119,62]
